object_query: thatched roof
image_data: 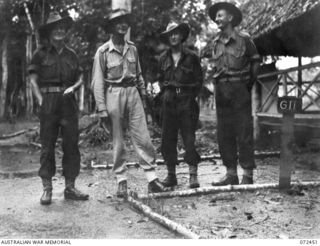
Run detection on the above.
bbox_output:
[240,0,320,57]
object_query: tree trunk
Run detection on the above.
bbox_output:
[23,2,39,48]
[79,83,84,112]
[0,33,9,118]
[25,35,33,116]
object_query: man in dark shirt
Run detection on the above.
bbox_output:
[158,21,203,188]
[205,2,261,185]
[28,12,89,205]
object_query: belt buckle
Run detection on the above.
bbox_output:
[176,88,181,94]
[239,71,243,80]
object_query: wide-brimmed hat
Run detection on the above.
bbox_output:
[208,2,242,27]
[104,9,132,33]
[38,11,73,37]
[160,21,190,44]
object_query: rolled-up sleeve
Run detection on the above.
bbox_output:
[193,55,203,88]
[76,54,84,75]
[245,38,261,62]
[91,49,107,112]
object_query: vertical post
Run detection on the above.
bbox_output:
[252,81,261,141]
[279,112,294,189]
[283,74,288,96]
[0,32,9,118]
[86,70,92,113]
[297,57,302,98]
[277,97,300,190]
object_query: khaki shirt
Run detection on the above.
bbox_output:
[211,30,260,79]
[91,39,146,112]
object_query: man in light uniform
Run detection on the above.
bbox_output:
[91,9,169,197]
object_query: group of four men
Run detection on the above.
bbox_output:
[29,2,260,205]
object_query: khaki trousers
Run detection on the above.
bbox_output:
[106,86,157,183]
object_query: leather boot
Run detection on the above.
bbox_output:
[189,166,200,188]
[241,169,254,184]
[189,174,200,188]
[211,175,239,186]
[241,175,253,184]
[40,178,52,205]
[64,178,89,201]
[162,174,177,188]
[148,179,171,193]
[116,180,128,198]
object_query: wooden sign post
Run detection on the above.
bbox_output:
[277,96,302,190]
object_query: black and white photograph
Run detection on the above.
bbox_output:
[0,0,319,242]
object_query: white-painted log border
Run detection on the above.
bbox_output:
[91,151,281,169]
[137,181,320,199]
[127,195,201,239]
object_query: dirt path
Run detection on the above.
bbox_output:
[147,188,320,239]
[0,175,178,239]
[1,116,320,239]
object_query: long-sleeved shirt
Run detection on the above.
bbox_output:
[91,39,146,112]
[157,48,203,95]
[28,44,82,87]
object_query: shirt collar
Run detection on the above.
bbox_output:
[167,46,188,57]
[108,38,130,55]
[165,46,189,68]
[217,29,237,44]
[47,42,66,54]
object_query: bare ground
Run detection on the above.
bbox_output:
[0,110,320,239]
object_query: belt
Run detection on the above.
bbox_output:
[107,79,136,88]
[218,72,251,83]
[40,86,65,93]
[166,86,196,96]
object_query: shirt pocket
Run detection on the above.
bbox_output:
[40,58,57,81]
[106,55,123,79]
[161,59,172,72]
[65,59,77,71]
[126,54,137,75]
[63,59,78,83]
[177,60,194,85]
[179,64,193,82]
[211,49,224,76]
[226,46,246,69]
[212,49,223,60]
[180,61,193,74]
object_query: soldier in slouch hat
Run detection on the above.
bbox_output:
[91,9,170,198]
[158,21,203,188]
[28,12,89,205]
[205,2,261,185]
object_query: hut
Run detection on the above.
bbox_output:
[240,0,320,143]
